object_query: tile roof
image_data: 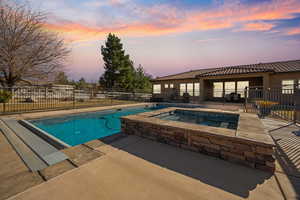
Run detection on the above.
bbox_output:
[153,68,217,81]
[154,60,300,81]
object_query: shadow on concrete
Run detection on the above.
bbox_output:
[109,136,272,198]
[270,125,300,198]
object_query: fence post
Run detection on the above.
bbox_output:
[295,86,300,124]
[73,88,75,109]
[44,86,47,100]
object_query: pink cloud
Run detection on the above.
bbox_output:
[43,0,300,43]
[196,38,223,43]
[286,28,300,35]
[241,22,275,31]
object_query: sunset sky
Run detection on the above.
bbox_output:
[22,0,300,81]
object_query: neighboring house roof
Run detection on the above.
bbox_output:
[154,60,300,81]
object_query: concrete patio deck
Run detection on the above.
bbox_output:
[8,135,286,200]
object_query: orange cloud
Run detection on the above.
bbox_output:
[43,19,233,43]
[241,22,275,31]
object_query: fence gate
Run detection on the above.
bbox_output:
[244,86,299,123]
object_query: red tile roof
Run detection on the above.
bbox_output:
[154,60,300,81]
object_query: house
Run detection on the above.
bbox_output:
[152,60,300,103]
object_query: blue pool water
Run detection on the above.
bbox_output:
[30,105,166,146]
[155,110,239,130]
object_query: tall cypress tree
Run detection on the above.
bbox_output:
[100,33,135,91]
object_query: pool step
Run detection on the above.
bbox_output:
[1,118,68,168]
[19,120,70,149]
[0,120,48,171]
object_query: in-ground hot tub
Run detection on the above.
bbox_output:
[154,109,239,130]
[121,107,276,172]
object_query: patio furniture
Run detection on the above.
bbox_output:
[182,92,190,103]
[225,93,241,102]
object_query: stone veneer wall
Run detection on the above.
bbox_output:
[121,118,275,172]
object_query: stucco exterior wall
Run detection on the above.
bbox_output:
[269,72,300,88]
[152,72,300,102]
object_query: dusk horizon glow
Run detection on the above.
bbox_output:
[21,0,300,82]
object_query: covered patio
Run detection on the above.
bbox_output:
[200,74,265,102]
[152,73,270,104]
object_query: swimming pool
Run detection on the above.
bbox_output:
[29,105,167,146]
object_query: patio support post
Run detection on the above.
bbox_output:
[244,87,248,112]
[263,73,270,100]
[263,74,270,90]
[199,79,205,103]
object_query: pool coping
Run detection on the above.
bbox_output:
[11,103,154,147]
[16,103,154,120]
[6,103,203,151]
[19,120,71,149]
[123,107,275,147]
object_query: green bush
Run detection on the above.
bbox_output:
[0,90,12,103]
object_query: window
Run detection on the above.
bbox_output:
[213,82,223,97]
[164,84,169,89]
[170,84,174,88]
[187,83,193,96]
[237,81,249,98]
[180,83,186,96]
[225,82,235,95]
[153,84,161,94]
[282,80,294,94]
[180,83,199,96]
[194,83,200,96]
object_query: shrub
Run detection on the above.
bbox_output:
[77,98,85,102]
[0,90,12,103]
[24,97,35,103]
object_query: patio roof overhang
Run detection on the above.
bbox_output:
[197,72,273,80]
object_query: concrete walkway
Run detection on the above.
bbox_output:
[0,131,43,200]
[9,136,285,200]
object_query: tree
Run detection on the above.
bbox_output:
[54,71,69,85]
[99,33,135,91]
[0,1,70,88]
[133,64,152,92]
[76,77,88,89]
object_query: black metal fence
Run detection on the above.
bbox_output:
[0,86,152,114]
[244,85,300,123]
